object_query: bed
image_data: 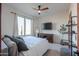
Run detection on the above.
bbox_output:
[19,36,49,56]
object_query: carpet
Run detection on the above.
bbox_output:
[44,49,60,56]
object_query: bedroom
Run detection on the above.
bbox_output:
[0,3,78,56]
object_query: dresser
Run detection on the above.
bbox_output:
[38,33,53,43]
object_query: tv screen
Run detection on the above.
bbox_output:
[43,22,52,30]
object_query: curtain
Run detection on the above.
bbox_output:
[12,13,18,36]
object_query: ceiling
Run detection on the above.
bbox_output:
[6,3,70,17]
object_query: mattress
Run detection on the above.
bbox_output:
[19,36,49,56]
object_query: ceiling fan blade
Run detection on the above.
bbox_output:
[40,7,48,11]
[32,7,39,10]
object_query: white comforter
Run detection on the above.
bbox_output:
[19,36,49,56]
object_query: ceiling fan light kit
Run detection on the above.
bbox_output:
[32,5,49,15]
[38,10,41,15]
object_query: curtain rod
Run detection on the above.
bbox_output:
[10,12,16,15]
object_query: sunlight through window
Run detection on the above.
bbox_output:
[17,16,32,35]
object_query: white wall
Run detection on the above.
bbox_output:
[1,4,15,36]
[38,12,69,32]
[70,3,77,16]
[1,4,33,37]
[33,11,69,43]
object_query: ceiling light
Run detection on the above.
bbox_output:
[38,10,41,13]
[38,10,41,15]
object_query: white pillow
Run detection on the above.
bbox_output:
[3,37,18,56]
[3,37,16,47]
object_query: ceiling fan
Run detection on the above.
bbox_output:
[32,5,49,15]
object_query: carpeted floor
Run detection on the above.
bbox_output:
[44,49,60,56]
[44,43,70,56]
[44,49,70,56]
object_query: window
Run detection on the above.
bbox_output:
[25,19,31,35]
[17,16,32,35]
[17,16,24,35]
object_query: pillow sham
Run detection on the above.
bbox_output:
[4,35,29,52]
[2,36,18,56]
[15,36,25,43]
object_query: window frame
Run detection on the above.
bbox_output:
[17,16,25,36]
[17,15,32,36]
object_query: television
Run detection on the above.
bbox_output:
[43,22,52,30]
